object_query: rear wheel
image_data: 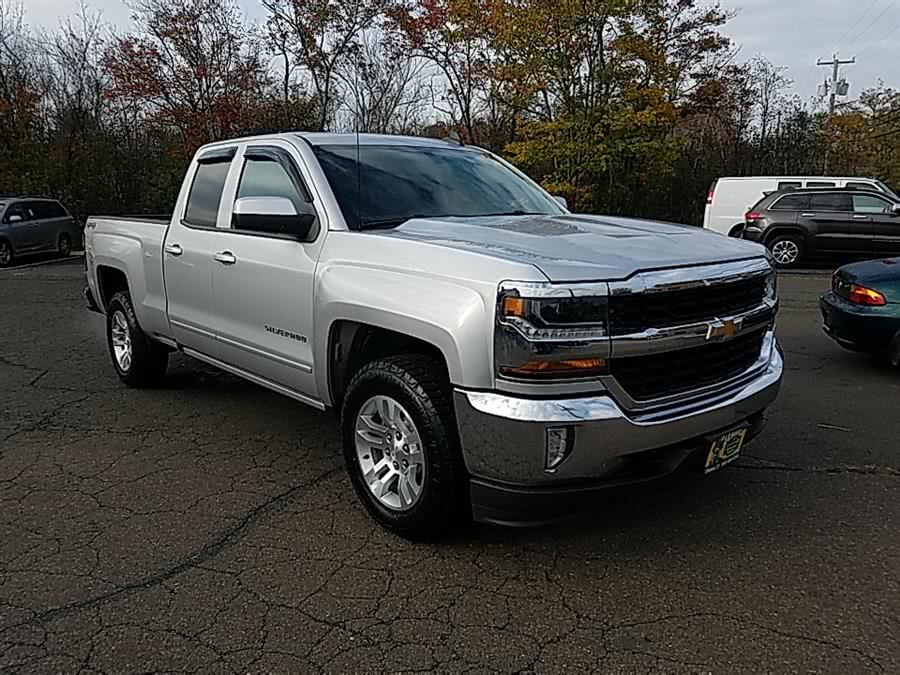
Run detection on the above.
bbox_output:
[768,234,804,268]
[58,233,72,257]
[341,355,467,539]
[106,292,168,387]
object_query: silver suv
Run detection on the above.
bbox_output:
[0,196,82,267]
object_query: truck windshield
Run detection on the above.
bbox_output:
[311,143,564,230]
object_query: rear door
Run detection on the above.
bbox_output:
[805,192,855,253]
[856,193,900,256]
[209,140,325,401]
[164,147,237,357]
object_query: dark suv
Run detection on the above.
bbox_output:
[742,188,900,267]
[0,196,82,267]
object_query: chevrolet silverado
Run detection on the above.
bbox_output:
[84,133,783,537]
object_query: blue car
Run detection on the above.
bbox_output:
[820,257,900,366]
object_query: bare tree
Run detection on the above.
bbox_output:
[261,0,392,131]
[335,30,427,133]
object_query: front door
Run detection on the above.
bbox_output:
[210,142,324,401]
[4,203,35,252]
[164,149,236,356]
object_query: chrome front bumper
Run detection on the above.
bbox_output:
[454,335,783,488]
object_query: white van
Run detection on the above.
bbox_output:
[703,176,899,236]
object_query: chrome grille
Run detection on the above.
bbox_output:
[610,329,766,401]
[608,276,767,336]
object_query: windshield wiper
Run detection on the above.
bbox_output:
[359,213,436,230]
[474,210,545,217]
[359,210,545,230]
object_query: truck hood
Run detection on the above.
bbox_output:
[376,213,766,281]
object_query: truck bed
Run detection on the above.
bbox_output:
[84,215,173,343]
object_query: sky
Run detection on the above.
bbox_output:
[20,0,900,105]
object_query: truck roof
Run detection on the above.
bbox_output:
[198,132,469,151]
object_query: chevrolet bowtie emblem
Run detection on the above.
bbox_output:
[706,317,742,341]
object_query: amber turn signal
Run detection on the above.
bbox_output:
[501,296,525,317]
[501,358,608,379]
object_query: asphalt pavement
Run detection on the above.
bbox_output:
[1,258,898,673]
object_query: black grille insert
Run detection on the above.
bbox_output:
[609,276,767,336]
[611,329,766,401]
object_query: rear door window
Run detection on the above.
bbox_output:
[23,200,47,220]
[809,193,851,212]
[852,194,891,214]
[777,181,802,190]
[772,194,809,210]
[45,202,66,218]
[184,161,232,227]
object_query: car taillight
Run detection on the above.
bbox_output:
[707,190,714,204]
[744,211,761,222]
[847,284,887,306]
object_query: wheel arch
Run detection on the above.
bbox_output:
[762,226,809,248]
[315,266,495,408]
[327,319,456,411]
[95,265,131,311]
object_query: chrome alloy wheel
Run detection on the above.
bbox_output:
[771,240,799,265]
[354,395,426,511]
[110,310,133,372]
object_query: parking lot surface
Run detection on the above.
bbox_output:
[1,259,898,673]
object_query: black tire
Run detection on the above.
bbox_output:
[767,234,804,268]
[58,233,72,257]
[0,238,12,268]
[341,355,467,539]
[886,331,900,368]
[106,291,168,387]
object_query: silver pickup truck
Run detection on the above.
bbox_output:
[84,133,783,537]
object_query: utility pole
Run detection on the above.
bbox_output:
[817,54,855,115]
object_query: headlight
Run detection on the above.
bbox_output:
[495,282,610,380]
[764,268,777,302]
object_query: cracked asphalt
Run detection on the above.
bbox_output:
[1,258,898,673]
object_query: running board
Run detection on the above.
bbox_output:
[182,347,326,411]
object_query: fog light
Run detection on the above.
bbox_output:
[545,427,573,472]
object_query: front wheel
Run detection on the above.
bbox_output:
[767,234,804,268]
[0,239,12,267]
[887,331,900,368]
[341,355,468,539]
[106,292,168,387]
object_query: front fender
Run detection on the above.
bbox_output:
[314,264,494,403]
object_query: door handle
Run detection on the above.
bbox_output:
[852,214,868,219]
[800,213,815,217]
[214,251,236,265]
[164,243,183,256]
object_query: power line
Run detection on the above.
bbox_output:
[854,19,900,59]
[841,0,897,53]
[835,0,879,49]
